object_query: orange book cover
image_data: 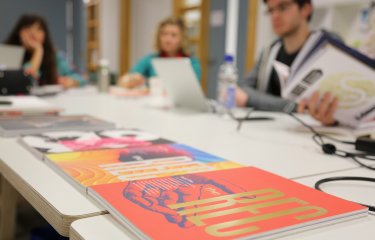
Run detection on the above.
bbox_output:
[46,144,242,189]
[89,167,367,240]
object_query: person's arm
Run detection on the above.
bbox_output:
[20,30,43,79]
[26,46,43,78]
[237,52,296,112]
[117,55,154,88]
[56,52,86,88]
[129,54,154,77]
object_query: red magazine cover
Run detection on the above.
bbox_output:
[89,167,367,240]
[46,143,242,188]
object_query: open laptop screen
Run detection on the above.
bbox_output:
[0,44,25,70]
[152,58,208,112]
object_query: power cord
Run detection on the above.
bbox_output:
[288,112,375,170]
[315,176,375,212]
[288,112,375,212]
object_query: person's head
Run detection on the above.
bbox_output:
[154,17,189,56]
[263,0,313,38]
[5,13,57,85]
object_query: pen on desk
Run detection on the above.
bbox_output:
[236,117,275,131]
[244,117,275,121]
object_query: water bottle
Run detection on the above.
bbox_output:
[217,54,238,112]
[98,59,110,93]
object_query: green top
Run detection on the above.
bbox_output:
[130,53,201,81]
[56,52,86,86]
[24,52,86,86]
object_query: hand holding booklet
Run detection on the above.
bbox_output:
[281,34,375,128]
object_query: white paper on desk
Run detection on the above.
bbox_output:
[273,60,290,92]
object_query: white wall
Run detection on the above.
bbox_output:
[130,0,172,66]
[100,0,120,73]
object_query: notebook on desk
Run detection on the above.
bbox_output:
[152,58,209,112]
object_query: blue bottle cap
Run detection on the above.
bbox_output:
[224,54,234,63]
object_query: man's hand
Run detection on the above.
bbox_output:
[298,92,338,126]
[235,87,249,107]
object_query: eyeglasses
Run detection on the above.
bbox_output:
[265,0,296,15]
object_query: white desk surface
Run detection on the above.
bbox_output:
[70,215,134,240]
[0,89,372,237]
[49,92,364,179]
[70,167,375,240]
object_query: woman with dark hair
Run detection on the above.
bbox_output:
[5,13,86,88]
[117,17,201,89]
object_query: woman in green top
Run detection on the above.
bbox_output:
[5,14,86,88]
[118,17,201,89]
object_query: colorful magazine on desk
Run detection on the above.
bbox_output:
[0,96,62,116]
[282,35,375,127]
[0,114,115,138]
[88,167,368,240]
[45,143,242,193]
[19,128,172,159]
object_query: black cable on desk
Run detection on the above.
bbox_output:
[287,112,375,171]
[286,113,375,212]
[315,176,375,212]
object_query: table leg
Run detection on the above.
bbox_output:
[0,174,17,240]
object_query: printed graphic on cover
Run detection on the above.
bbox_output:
[89,167,367,240]
[283,44,375,127]
[21,129,172,153]
[46,143,242,187]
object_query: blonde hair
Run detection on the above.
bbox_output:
[154,17,190,56]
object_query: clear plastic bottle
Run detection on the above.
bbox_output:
[217,54,238,113]
[98,59,110,93]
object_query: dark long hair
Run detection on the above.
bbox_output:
[5,14,57,85]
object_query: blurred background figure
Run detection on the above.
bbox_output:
[5,13,86,88]
[117,17,201,90]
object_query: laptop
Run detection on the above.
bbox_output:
[152,58,209,112]
[0,44,32,95]
[0,44,25,70]
[0,70,33,95]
